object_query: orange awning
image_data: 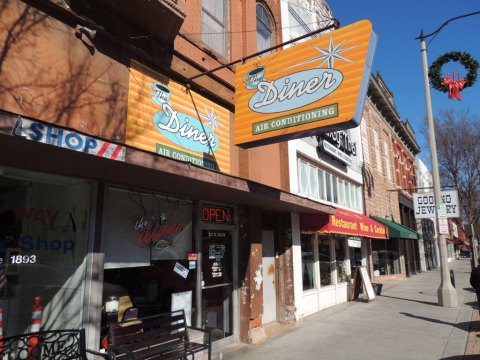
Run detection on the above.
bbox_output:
[300,208,389,239]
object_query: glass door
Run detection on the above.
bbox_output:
[201,229,233,339]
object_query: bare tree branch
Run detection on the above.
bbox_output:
[434,109,480,225]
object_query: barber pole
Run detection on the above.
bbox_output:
[27,296,42,359]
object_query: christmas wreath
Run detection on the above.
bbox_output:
[429,51,479,92]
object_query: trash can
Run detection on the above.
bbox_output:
[372,283,383,295]
[450,269,455,288]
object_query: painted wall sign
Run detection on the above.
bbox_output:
[234,20,376,148]
[201,204,233,224]
[13,117,125,161]
[126,67,231,173]
[413,190,459,219]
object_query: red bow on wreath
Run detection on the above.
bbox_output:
[441,72,465,101]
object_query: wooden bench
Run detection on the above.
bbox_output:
[108,310,211,360]
[1,328,110,359]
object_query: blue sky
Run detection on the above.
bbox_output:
[328,1,480,165]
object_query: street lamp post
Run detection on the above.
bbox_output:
[417,11,480,307]
[418,32,457,307]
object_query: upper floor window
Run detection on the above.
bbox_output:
[372,129,382,174]
[202,0,228,57]
[256,3,274,54]
[360,119,370,165]
[383,140,392,181]
[297,157,362,211]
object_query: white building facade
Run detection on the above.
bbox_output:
[281,0,388,319]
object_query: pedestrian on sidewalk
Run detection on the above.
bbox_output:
[470,259,480,314]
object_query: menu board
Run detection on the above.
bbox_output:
[171,291,192,326]
[351,266,375,302]
[360,267,375,301]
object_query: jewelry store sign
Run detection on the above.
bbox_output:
[413,190,459,219]
[234,20,377,148]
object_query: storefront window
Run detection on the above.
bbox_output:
[301,234,315,290]
[0,167,91,336]
[372,239,401,276]
[102,187,196,328]
[349,246,362,274]
[334,238,347,283]
[318,238,331,286]
[101,188,235,342]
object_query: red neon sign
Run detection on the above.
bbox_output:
[136,218,185,245]
[202,205,233,224]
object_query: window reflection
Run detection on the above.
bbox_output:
[301,234,315,290]
[318,237,331,286]
[0,169,91,336]
[335,238,347,283]
[372,239,401,276]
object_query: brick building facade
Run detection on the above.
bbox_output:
[362,73,422,281]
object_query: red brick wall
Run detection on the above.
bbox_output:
[0,2,129,141]
[392,137,416,195]
[178,0,288,190]
[362,100,401,222]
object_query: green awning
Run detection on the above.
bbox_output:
[370,216,420,240]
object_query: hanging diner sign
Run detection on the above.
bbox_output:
[126,65,231,173]
[234,20,376,148]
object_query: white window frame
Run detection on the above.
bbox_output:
[383,140,392,180]
[257,3,274,54]
[297,157,362,210]
[361,118,370,165]
[372,129,382,174]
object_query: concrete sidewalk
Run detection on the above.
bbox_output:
[215,258,477,360]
